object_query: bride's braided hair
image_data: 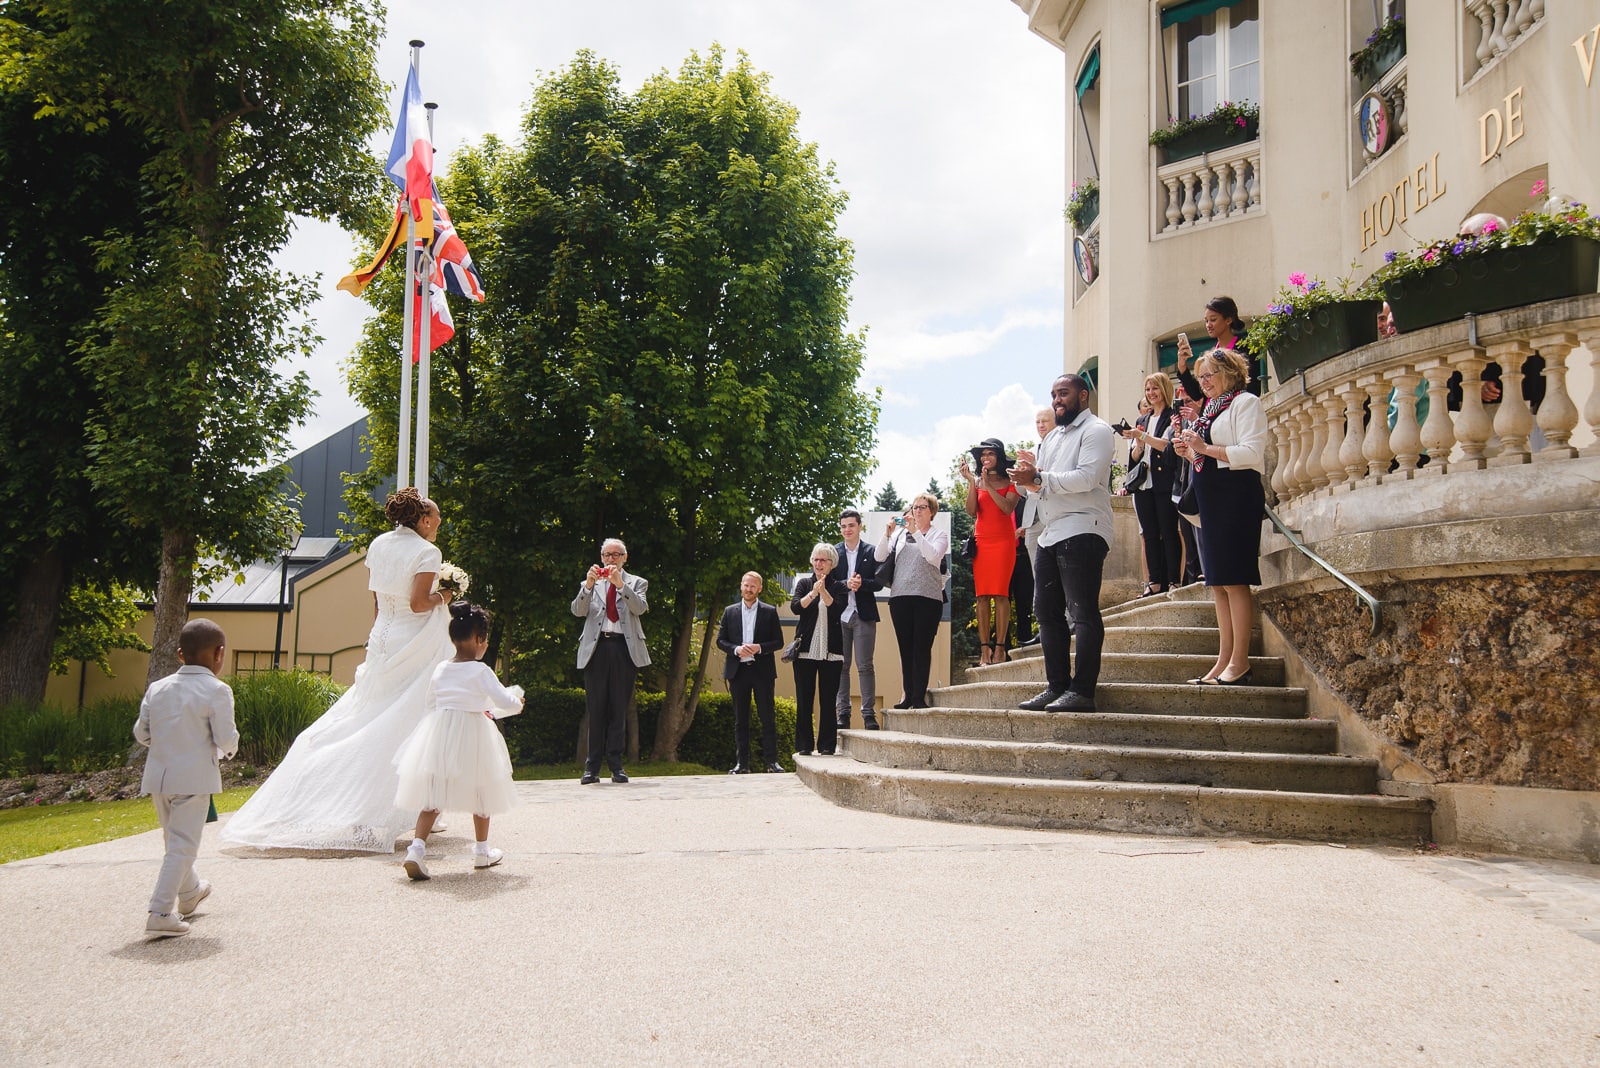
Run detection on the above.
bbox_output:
[384,487,428,529]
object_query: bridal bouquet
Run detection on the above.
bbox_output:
[437,562,471,598]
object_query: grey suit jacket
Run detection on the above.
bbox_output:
[134,666,240,796]
[571,572,651,669]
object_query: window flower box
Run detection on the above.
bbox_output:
[1266,299,1383,382]
[1351,17,1406,90]
[1066,179,1099,232]
[1149,102,1259,165]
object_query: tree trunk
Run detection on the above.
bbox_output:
[145,526,195,687]
[650,583,700,761]
[0,545,68,706]
[686,610,716,718]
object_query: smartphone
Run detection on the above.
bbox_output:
[1177,330,1189,350]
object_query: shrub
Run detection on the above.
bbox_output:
[497,686,587,766]
[0,696,142,775]
[230,670,344,766]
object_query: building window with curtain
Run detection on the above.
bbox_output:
[1163,0,1260,121]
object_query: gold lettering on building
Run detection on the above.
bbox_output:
[1377,193,1396,235]
[1430,152,1446,201]
[1575,24,1600,87]
[1392,176,1411,223]
[1360,154,1445,252]
[1480,88,1524,163]
[1413,163,1430,213]
[1361,205,1376,250]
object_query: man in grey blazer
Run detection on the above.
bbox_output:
[571,538,650,784]
[134,618,239,937]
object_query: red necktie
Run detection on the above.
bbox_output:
[606,583,619,623]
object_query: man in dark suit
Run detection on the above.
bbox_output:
[832,508,882,730]
[716,571,785,773]
[570,538,650,784]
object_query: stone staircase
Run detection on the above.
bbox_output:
[795,589,1432,844]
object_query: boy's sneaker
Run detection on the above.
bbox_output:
[177,880,211,918]
[145,912,191,938]
[403,841,430,881]
[472,847,504,870]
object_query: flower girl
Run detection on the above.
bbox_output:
[396,602,523,880]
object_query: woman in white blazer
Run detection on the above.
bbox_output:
[1174,348,1267,686]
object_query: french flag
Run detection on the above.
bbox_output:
[385,65,434,237]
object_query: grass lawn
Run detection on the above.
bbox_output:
[0,786,259,865]
[512,760,720,781]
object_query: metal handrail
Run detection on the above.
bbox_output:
[1263,505,1382,637]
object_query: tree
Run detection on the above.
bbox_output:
[4,0,390,685]
[0,51,159,704]
[874,482,907,512]
[347,48,877,759]
[941,460,980,662]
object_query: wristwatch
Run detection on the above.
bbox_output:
[1031,474,1042,487]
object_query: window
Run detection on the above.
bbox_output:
[1163,0,1259,123]
[295,652,334,676]
[233,650,274,676]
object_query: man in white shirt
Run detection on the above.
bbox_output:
[1010,374,1114,713]
[831,508,882,731]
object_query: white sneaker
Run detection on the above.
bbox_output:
[177,880,211,918]
[472,847,503,869]
[145,912,191,938]
[403,842,430,881]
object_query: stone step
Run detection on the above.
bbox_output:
[1002,628,1263,658]
[973,652,1286,686]
[794,757,1433,845]
[839,731,1376,794]
[876,707,1337,754]
[931,681,1308,719]
[1102,599,1224,627]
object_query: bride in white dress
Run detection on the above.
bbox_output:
[222,488,455,852]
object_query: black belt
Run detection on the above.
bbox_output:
[597,632,625,640]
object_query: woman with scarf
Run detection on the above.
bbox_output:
[1173,349,1267,686]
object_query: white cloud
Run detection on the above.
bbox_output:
[864,307,1063,377]
[868,383,1045,499]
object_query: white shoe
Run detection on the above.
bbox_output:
[145,912,191,938]
[177,880,211,918]
[472,847,503,869]
[403,842,430,881]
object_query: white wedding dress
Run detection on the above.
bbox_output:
[222,526,453,852]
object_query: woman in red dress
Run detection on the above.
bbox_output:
[960,438,1020,664]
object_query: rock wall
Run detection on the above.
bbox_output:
[1263,571,1599,791]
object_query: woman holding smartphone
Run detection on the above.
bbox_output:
[876,493,950,709]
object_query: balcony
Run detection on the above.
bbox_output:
[1462,0,1544,85]
[1155,138,1262,237]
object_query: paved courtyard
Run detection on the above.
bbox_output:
[2,773,1597,1065]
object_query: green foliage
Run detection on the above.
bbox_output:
[1065,177,1099,231]
[229,670,345,767]
[50,581,150,677]
[942,460,979,662]
[497,686,588,766]
[638,690,798,771]
[1148,100,1259,148]
[874,483,908,511]
[0,786,258,864]
[1243,267,1369,357]
[1350,16,1405,80]
[0,697,140,776]
[344,47,876,759]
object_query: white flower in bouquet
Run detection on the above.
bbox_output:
[437,561,471,598]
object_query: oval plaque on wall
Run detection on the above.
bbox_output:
[1073,236,1096,285]
[1359,92,1391,157]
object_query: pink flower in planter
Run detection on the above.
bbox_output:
[1235,117,1246,126]
[1422,249,1437,264]
[1481,219,1499,234]
[1529,179,1547,197]
[1287,271,1307,287]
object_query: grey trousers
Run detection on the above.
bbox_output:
[149,793,207,914]
[835,616,877,722]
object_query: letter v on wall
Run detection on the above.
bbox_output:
[1576,24,1600,88]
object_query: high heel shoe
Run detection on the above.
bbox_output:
[1214,670,1254,686]
[1187,674,1219,685]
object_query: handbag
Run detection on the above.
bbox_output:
[1121,459,1148,494]
[1176,480,1201,527]
[874,548,897,587]
[961,534,977,561]
[780,638,800,662]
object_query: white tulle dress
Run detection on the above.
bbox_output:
[394,660,522,816]
[221,526,453,852]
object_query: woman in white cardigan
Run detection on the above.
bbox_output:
[1174,348,1267,686]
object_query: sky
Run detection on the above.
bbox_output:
[277,0,1068,502]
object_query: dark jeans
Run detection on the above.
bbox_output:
[1010,545,1035,642]
[1134,486,1182,589]
[792,658,842,753]
[730,662,777,767]
[583,636,636,774]
[888,596,943,706]
[1034,533,1108,697]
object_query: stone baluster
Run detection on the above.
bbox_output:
[1452,353,1494,467]
[1361,378,1394,481]
[1340,388,1367,486]
[1282,403,1306,496]
[1488,340,1535,464]
[1320,393,1346,493]
[1269,417,1293,500]
[1306,399,1330,490]
[1230,160,1249,215]
[1468,0,1495,69]
[1296,406,1321,490]
[1490,0,1510,55]
[1514,0,1534,34]
[1391,74,1408,137]
[1180,173,1199,227]
[1248,151,1262,209]
[1581,330,1600,457]
[1164,178,1182,233]
[1528,0,1543,20]
[1530,332,1579,459]
[1389,370,1423,475]
[1417,363,1456,475]
[1195,166,1215,223]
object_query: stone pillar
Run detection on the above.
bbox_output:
[1306,400,1330,490]
[1488,340,1534,465]
[1269,418,1293,500]
[1340,387,1367,486]
[1452,353,1493,468]
[1296,406,1319,491]
[1361,378,1394,482]
[1389,370,1423,476]
[1582,330,1600,458]
[1531,332,1579,460]
[1320,393,1346,493]
[1417,363,1456,475]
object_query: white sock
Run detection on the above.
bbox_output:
[409,838,426,854]
[472,841,490,855]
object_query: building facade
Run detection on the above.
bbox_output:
[1015,0,1597,431]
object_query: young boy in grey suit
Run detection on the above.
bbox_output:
[134,618,239,938]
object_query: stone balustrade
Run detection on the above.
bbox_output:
[1463,0,1544,82]
[1261,293,1600,515]
[1155,139,1261,236]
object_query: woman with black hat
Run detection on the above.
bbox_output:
[959,438,1020,664]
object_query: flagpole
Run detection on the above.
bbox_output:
[416,100,439,499]
[396,39,424,492]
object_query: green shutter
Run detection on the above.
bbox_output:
[1074,47,1100,100]
[1077,356,1099,392]
[1156,335,1216,373]
[1160,0,1240,29]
